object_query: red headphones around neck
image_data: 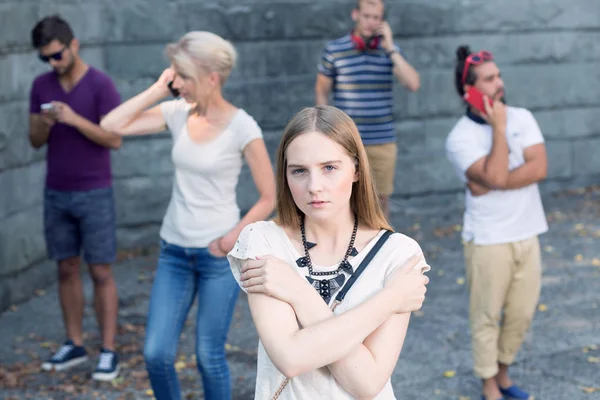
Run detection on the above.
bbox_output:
[351,32,381,51]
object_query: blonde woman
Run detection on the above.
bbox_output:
[101,31,276,399]
[227,106,430,399]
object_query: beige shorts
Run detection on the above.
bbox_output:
[365,142,397,196]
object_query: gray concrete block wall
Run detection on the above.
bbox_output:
[1,0,599,310]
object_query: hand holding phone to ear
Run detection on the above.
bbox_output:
[482,95,507,130]
[152,68,176,98]
[464,87,505,128]
[376,21,394,52]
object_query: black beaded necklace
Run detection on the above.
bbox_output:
[297,214,359,303]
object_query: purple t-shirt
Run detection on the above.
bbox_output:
[29,67,121,191]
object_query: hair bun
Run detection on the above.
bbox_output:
[456,45,471,62]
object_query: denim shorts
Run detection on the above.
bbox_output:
[44,187,117,265]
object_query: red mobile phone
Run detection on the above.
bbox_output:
[464,87,492,115]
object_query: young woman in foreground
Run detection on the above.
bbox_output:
[228,105,431,399]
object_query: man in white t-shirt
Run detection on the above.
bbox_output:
[445,45,548,400]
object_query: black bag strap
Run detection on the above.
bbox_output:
[334,230,393,305]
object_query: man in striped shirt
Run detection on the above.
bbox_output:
[315,0,420,217]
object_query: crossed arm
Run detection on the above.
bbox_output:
[466,143,547,196]
[248,288,410,399]
[242,251,428,399]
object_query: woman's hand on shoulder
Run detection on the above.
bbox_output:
[241,255,308,306]
[384,252,429,314]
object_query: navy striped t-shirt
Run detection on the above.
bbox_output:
[318,34,401,145]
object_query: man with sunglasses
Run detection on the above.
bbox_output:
[315,0,420,219]
[29,15,122,381]
[445,46,548,400]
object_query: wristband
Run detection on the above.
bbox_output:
[386,48,399,57]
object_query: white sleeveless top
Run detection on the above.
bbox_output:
[227,221,430,400]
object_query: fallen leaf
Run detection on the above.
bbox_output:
[543,246,554,253]
[120,344,140,354]
[456,277,465,285]
[583,347,590,353]
[175,361,187,371]
[62,384,76,393]
[130,370,148,379]
[413,310,425,317]
[122,323,137,333]
[9,305,17,312]
[593,258,600,266]
[587,356,599,363]
[581,386,599,394]
[437,270,445,276]
[146,389,154,396]
[459,397,471,400]
[434,389,441,394]
[589,345,598,350]
[574,223,585,230]
[538,304,548,312]
[40,342,54,349]
[2,372,19,388]
[34,289,46,296]
[225,343,241,352]
[453,224,462,232]
[442,370,456,378]
[575,254,584,261]
[111,376,125,388]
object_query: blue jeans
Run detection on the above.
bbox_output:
[144,239,240,400]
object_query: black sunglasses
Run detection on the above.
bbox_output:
[38,45,68,63]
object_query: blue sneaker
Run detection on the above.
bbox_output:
[500,385,533,400]
[92,348,120,381]
[41,340,88,371]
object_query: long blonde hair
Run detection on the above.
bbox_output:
[274,106,393,231]
[165,31,237,86]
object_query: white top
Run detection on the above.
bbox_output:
[445,106,548,245]
[159,99,263,247]
[227,220,431,400]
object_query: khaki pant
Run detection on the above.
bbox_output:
[364,142,397,196]
[464,236,542,379]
